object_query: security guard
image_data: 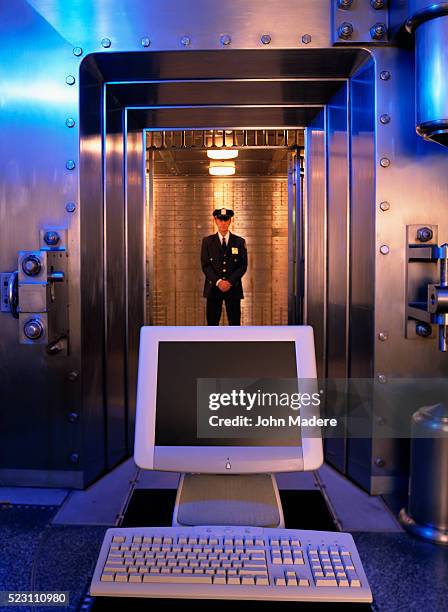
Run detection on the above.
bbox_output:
[201,208,248,325]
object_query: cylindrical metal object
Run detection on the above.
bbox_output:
[407,4,448,147]
[399,403,448,544]
[23,318,44,340]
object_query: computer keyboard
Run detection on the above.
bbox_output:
[90,526,372,602]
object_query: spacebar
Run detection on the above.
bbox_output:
[143,575,212,584]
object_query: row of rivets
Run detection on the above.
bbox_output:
[71,35,315,50]
[337,21,387,40]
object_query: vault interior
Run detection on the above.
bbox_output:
[146,140,300,326]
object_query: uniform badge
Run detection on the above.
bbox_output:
[232,247,238,254]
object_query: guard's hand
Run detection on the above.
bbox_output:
[219,280,232,292]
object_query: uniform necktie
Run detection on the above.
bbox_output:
[222,237,226,250]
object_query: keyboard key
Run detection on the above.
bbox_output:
[227,577,240,585]
[115,574,128,582]
[129,575,142,583]
[315,577,337,587]
[143,574,212,584]
[242,577,255,585]
[213,577,226,584]
[255,576,269,586]
[112,536,125,543]
[239,569,268,576]
[101,573,114,582]
[275,577,286,586]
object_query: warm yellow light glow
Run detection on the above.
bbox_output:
[209,161,236,176]
[207,149,239,160]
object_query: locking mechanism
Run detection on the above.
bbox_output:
[2,227,69,352]
[406,225,448,352]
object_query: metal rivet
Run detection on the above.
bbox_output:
[68,412,79,423]
[370,22,387,40]
[180,36,191,47]
[380,244,390,255]
[378,331,389,341]
[66,202,76,213]
[380,70,391,80]
[416,322,432,337]
[374,456,385,468]
[337,0,354,9]
[377,374,387,383]
[260,34,271,45]
[44,231,60,246]
[380,157,391,168]
[101,38,112,48]
[69,452,80,464]
[380,114,391,124]
[66,160,76,171]
[371,0,386,9]
[141,37,151,48]
[65,117,75,128]
[68,370,79,381]
[338,22,354,40]
[302,34,312,44]
[416,226,433,242]
[73,47,83,57]
[379,201,390,211]
[65,75,75,86]
[220,34,231,46]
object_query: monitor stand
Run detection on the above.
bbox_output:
[172,473,285,528]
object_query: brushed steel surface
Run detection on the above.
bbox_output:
[325,83,350,474]
[305,110,327,379]
[346,57,376,490]
[0,0,82,483]
[28,0,331,50]
[125,129,145,451]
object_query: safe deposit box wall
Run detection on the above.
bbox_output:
[1,1,448,498]
[148,176,289,327]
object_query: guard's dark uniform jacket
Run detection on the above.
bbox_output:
[201,232,248,300]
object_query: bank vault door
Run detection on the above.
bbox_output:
[145,129,303,326]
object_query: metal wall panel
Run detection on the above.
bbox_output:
[346,57,376,492]
[125,129,145,451]
[325,84,350,473]
[148,177,289,326]
[371,46,448,496]
[305,110,327,378]
[0,0,83,486]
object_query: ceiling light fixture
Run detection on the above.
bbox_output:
[207,149,239,160]
[209,161,236,176]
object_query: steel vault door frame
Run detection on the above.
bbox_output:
[1,0,448,495]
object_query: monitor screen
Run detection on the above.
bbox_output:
[155,341,301,447]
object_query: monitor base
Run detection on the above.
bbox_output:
[172,473,284,528]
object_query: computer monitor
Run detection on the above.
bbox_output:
[134,326,323,474]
